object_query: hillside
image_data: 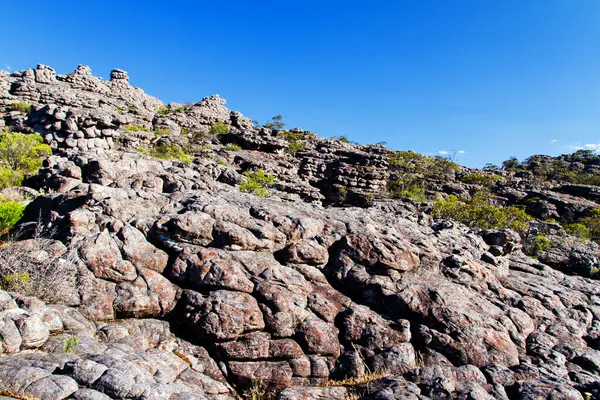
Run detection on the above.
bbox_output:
[0,64,598,400]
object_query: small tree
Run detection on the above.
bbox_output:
[263,115,285,130]
[502,156,520,170]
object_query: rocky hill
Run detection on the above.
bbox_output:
[0,64,599,400]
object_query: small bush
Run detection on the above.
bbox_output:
[63,335,80,353]
[388,179,426,202]
[9,102,32,113]
[156,106,169,115]
[0,272,30,292]
[240,169,274,197]
[338,186,348,202]
[126,125,151,133]
[564,222,591,240]
[0,168,24,188]
[0,199,25,234]
[580,208,600,243]
[209,121,230,135]
[432,193,532,231]
[138,144,192,163]
[387,151,459,180]
[225,143,242,151]
[286,142,305,155]
[459,173,501,186]
[533,235,552,255]
[0,132,51,183]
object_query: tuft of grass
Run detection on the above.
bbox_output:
[138,144,192,163]
[62,335,80,353]
[9,102,32,113]
[126,125,151,133]
[320,369,390,387]
[225,143,242,151]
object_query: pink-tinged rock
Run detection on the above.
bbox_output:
[228,360,293,386]
[181,290,265,340]
[79,230,137,283]
[171,247,254,293]
[117,225,168,273]
[296,315,340,357]
[282,240,329,266]
[114,268,178,318]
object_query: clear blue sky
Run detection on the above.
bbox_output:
[2,1,600,167]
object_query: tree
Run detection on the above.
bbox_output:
[502,156,519,169]
[263,115,285,130]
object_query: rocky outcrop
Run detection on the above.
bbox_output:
[1,64,600,399]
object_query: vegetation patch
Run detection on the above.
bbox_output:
[62,335,80,353]
[0,131,51,189]
[388,151,459,180]
[225,143,241,151]
[388,179,426,202]
[126,125,151,133]
[564,222,591,240]
[9,102,32,113]
[432,192,532,231]
[459,172,501,186]
[240,169,274,197]
[138,144,192,163]
[209,121,230,135]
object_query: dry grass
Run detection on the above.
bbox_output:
[320,369,390,387]
[0,389,39,400]
[0,221,78,303]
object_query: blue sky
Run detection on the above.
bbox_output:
[2,1,600,167]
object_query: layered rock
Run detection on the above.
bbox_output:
[0,64,599,399]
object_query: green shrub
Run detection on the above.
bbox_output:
[138,144,192,163]
[580,208,600,243]
[239,169,274,197]
[156,106,169,115]
[0,168,24,188]
[338,186,348,202]
[286,142,305,155]
[225,143,242,151]
[209,121,230,135]
[0,132,51,176]
[533,235,552,254]
[9,102,32,113]
[0,272,30,292]
[564,223,591,240]
[459,173,501,186]
[387,151,459,180]
[432,193,532,231]
[0,199,25,234]
[126,125,151,133]
[388,179,426,202]
[63,335,80,354]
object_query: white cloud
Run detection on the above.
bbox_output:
[438,150,449,155]
[567,143,600,152]
[550,139,558,143]
[457,150,466,154]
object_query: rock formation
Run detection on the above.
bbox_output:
[0,64,599,399]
